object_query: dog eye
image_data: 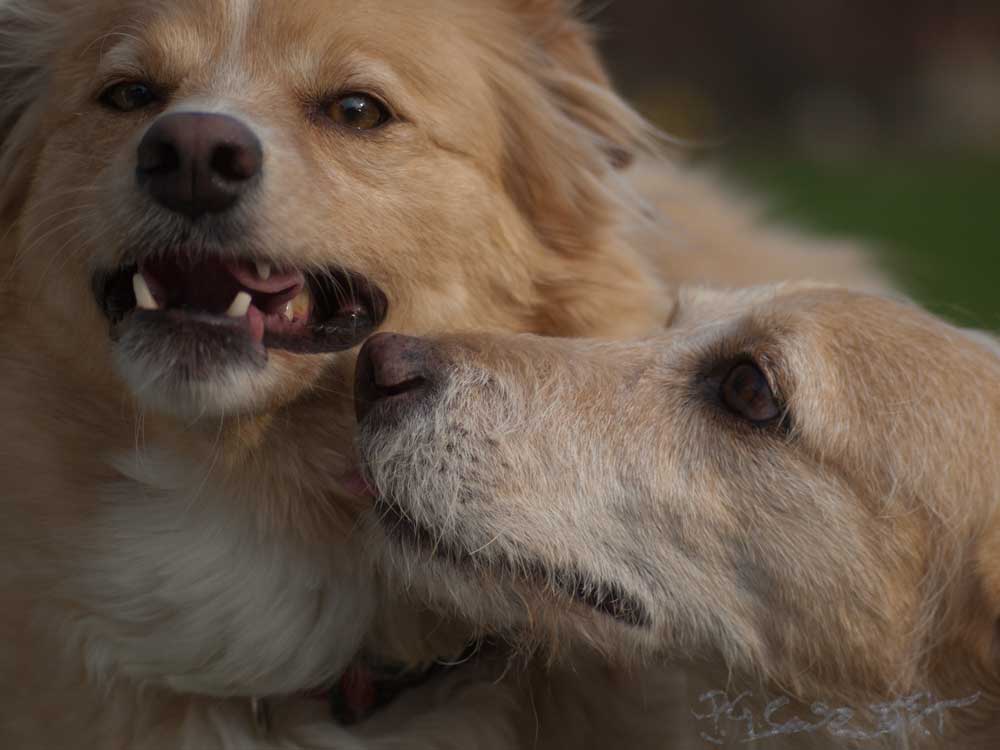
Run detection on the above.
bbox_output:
[101,82,158,113]
[326,93,391,130]
[720,362,781,424]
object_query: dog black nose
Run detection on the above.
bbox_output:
[136,113,263,219]
[355,334,435,423]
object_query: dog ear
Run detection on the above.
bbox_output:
[0,1,62,220]
[508,0,640,167]
[508,1,611,83]
[498,1,665,336]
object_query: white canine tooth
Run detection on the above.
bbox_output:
[283,302,294,322]
[132,273,158,311]
[226,291,253,318]
[255,261,272,281]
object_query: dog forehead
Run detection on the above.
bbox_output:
[89,0,490,71]
[81,0,501,123]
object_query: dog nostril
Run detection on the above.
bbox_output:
[137,140,181,176]
[355,334,437,423]
[375,377,427,398]
[375,376,427,399]
[210,143,261,182]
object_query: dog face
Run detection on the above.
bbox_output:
[0,0,672,703]
[356,284,1000,700]
[0,0,662,420]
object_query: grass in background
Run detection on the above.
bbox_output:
[720,153,1000,330]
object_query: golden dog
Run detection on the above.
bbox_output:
[0,0,884,747]
[356,284,1000,748]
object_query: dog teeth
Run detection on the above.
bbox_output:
[255,261,272,281]
[287,289,311,321]
[226,291,253,318]
[132,273,159,311]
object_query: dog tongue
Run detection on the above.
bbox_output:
[338,665,377,721]
[341,471,376,498]
[246,306,266,345]
[225,261,304,297]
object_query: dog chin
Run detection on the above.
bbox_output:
[112,329,282,419]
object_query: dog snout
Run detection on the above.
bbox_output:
[355,334,439,423]
[136,113,263,219]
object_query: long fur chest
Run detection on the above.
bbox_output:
[67,449,375,697]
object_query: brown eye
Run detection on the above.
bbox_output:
[720,362,781,424]
[101,82,158,113]
[326,93,391,130]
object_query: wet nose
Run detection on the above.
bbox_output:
[136,113,263,219]
[355,334,436,423]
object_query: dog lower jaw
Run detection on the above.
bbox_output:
[373,498,654,631]
[109,310,360,420]
[112,334,281,420]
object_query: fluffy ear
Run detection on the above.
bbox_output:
[508,1,613,84]
[0,0,65,220]
[506,0,644,169]
[496,1,664,336]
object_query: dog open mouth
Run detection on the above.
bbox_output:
[94,252,388,356]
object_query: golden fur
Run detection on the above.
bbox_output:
[359,284,1000,748]
[0,0,886,747]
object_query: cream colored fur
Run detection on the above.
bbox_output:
[0,0,889,747]
[360,284,1000,749]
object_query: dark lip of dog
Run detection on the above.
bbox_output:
[94,249,389,361]
[371,492,652,630]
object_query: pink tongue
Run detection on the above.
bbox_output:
[247,306,265,345]
[339,665,377,720]
[339,470,376,498]
[225,261,305,296]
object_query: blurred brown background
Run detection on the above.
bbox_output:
[593,1,1000,328]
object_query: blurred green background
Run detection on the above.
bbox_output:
[596,1,1000,329]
